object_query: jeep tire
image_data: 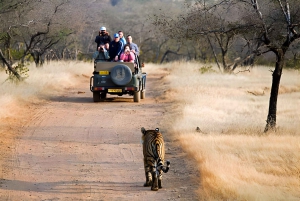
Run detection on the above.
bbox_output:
[93,91,100,102]
[141,90,145,99]
[111,64,132,86]
[100,92,107,99]
[134,91,140,102]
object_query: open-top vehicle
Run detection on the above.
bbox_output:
[90,56,146,102]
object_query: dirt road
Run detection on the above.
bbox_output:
[0,69,200,200]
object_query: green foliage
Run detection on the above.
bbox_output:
[10,49,25,60]
[0,32,7,41]
[199,65,216,74]
[5,63,29,83]
[285,59,300,70]
[58,28,73,38]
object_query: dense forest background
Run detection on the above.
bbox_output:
[1,0,300,70]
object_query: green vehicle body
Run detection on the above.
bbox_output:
[90,56,147,102]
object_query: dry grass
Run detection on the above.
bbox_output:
[0,61,91,119]
[156,61,300,200]
[1,61,300,200]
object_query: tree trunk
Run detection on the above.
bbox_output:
[222,50,229,72]
[6,33,12,66]
[160,49,183,64]
[264,50,284,132]
[207,36,221,71]
[31,51,43,67]
[0,49,21,79]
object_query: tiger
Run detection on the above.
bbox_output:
[141,127,170,191]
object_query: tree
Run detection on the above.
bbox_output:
[153,0,300,131]
[0,0,72,69]
[221,0,300,131]
[17,0,71,66]
[152,1,249,71]
[0,0,33,78]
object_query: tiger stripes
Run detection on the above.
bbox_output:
[141,127,170,191]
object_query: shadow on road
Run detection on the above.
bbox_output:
[0,179,145,194]
[50,95,136,104]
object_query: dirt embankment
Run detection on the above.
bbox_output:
[0,67,200,200]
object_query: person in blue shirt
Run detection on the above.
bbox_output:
[109,33,123,61]
[118,31,127,47]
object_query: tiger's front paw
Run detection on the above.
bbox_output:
[151,187,159,191]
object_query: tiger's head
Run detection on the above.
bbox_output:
[141,127,160,144]
[141,127,159,133]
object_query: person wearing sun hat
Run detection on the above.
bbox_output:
[109,33,123,61]
[95,26,112,50]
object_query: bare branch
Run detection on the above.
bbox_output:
[0,49,21,80]
[238,0,271,42]
[278,0,290,25]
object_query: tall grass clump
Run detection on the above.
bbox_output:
[161,61,300,200]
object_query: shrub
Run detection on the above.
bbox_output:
[6,63,29,83]
[199,65,217,74]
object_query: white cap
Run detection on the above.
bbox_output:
[100,26,106,31]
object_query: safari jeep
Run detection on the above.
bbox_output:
[90,56,146,102]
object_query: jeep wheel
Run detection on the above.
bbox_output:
[93,91,100,102]
[134,91,140,102]
[141,90,145,99]
[111,64,132,86]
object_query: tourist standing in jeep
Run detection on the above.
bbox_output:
[95,27,112,50]
[118,31,126,46]
[126,35,139,56]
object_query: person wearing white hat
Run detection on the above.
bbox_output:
[95,26,112,50]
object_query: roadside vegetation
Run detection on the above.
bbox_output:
[158,61,300,200]
[0,61,90,119]
[1,0,300,199]
[1,61,299,200]
[1,0,299,131]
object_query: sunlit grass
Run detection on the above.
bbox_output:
[0,61,91,119]
[159,61,300,200]
[1,61,300,200]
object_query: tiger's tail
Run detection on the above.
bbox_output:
[157,159,170,173]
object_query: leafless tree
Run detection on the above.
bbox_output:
[152,0,249,71]
[237,0,300,131]
[153,0,300,131]
[0,0,73,70]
